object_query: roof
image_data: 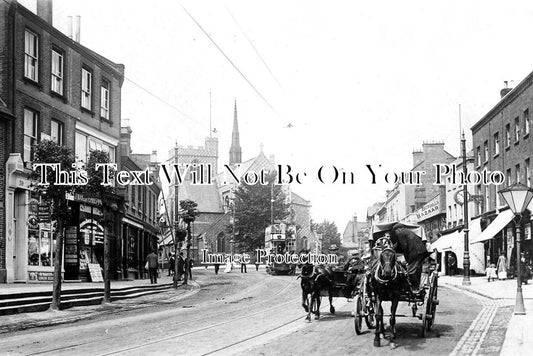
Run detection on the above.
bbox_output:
[291,191,311,206]
[177,180,224,213]
[471,69,533,132]
[342,220,368,239]
[367,202,384,218]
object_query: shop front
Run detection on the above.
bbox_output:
[5,154,60,283]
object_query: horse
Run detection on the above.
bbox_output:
[369,244,409,348]
[299,263,336,322]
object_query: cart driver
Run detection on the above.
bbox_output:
[389,223,430,295]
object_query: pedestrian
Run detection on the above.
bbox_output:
[224,257,232,273]
[146,249,159,284]
[188,258,194,280]
[214,263,220,274]
[177,252,185,281]
[486,263,497,282]
[496,251,507,280]
[255,260,260,271]
[168,254,175,276]
[241,260,247,273]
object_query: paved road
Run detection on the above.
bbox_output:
[0,269,510,355]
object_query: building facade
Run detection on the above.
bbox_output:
[471,78,533,269]
[1,0,124,282]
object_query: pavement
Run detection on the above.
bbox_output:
[0,274,200,334]
[440,274,533,356]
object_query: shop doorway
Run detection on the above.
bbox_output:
[445,251,458,276]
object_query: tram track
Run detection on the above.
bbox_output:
[18,275,300,356]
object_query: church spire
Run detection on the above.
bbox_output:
[229,99,242,165]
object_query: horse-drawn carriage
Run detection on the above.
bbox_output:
[365,222,439,345]
[300,221,439,347]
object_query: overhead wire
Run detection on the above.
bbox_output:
[179,2,279,117]
[226,6,283,90]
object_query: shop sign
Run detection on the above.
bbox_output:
[38,203,51,222]
[525,223,531,240]
[66,192,102,206]
[416,195,442,221]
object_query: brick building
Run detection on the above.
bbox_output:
[0,0,124,282]
[118,124,161,280]
[471,77,533,268]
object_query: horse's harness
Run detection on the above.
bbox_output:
[372,236,407,285]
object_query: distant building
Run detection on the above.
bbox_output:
[341,214,368,252]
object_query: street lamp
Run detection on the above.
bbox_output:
[498,182,533,315]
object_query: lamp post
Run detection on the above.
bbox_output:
[461,132,471,286]
[498,182,533,315]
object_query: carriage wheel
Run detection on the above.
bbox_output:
[354,294,363,335]
[426,275,438,331]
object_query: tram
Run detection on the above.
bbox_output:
[264,222,296,275]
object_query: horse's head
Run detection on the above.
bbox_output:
[300,263,316,292]
[377,247,397,280]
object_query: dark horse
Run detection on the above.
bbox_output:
[369,229,430,348]
[300,263,335,322]
[370,245,408,348]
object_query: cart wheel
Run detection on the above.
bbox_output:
[354,294,363,335]
[426,275,438,331]
[420,312,427,338]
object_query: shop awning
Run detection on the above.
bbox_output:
[470,209,514,244]
[432,230,461,252]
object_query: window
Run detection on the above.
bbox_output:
[516,164,521,183]
[493,132,500,156]
[24,30,38,81]
[526,159,531,187]
[476,147,481,166]
[51,49,63,95]
[505,124,511,147]
[515,117,520,142]
[476,185,483,214]
[525,109,530,136]
[507,168,512,186]
[51,120,63,146]
[24,108,38,162]
[75,132,87,164]
[28,225,55,267]
[483,141,489,163]
[132,184,136,210]
[100,81,110,120]
[81,68,92,110]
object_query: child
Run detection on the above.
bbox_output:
[486,263,497,282]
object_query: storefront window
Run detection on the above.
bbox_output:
[28,225,54,267]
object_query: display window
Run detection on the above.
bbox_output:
[28,224,55,267]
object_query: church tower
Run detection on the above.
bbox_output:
[229,99,242,165]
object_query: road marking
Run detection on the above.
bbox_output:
[447,286,503,356]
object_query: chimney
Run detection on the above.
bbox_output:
[150,150,158,164]
[67,16,73,39]
[36,0,53,25]
[412,149,423,168]
[500,80,513,98]
[120,124,132,157]
[75,15,81,42]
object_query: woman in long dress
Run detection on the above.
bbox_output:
[224,258,232,273]
[496,252,507,280]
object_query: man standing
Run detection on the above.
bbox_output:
[146,250,159,284]
[177,252,185,281]
[168,253,175,276]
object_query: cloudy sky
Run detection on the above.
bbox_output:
[22,0,533,230]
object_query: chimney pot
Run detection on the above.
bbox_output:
[36,0,53,24]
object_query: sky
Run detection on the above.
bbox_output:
[21,0,533,230]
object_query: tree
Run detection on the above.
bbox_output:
[84,150,118,303]
[31,140,76,310]
[231,171,290,252]
[315,220,341,253]
[180,199,199,285]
